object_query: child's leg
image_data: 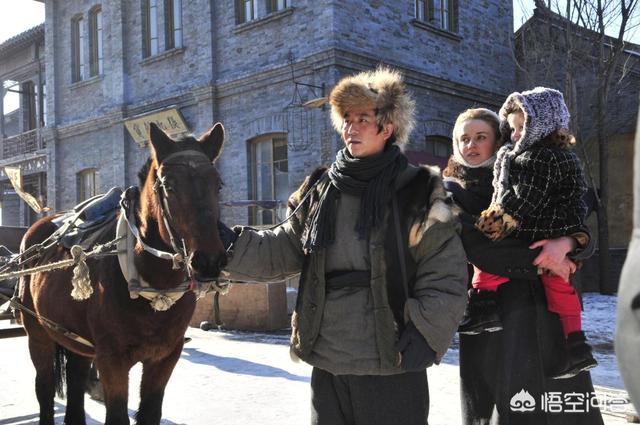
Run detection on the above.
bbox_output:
[539,274,582,337]
[540,274,598,379]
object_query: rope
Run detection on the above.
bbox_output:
[0,237,123,282]
[70,246,93,301]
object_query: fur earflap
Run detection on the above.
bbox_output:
[329,67,416,145]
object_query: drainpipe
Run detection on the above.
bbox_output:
[36,42,44,149]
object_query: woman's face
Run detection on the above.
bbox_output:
[456,119,498,166]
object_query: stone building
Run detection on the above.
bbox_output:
[514,7,640,291]
[39,0,515,226]
[0,24,47,227]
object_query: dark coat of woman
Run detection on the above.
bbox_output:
[444,159,604,425]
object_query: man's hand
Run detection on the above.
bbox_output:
[218,221,238,251]
[395,321,436,372]
[530,237,577,280]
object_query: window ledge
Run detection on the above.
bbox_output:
[70,74,103,90]
[233,7,294,34]
[140,47,185,66]
[411,19,462,42]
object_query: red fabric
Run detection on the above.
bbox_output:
[540,274,583,337]
[471,266,509,292]
[560,315,582,337]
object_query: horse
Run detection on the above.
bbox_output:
[19,122,227,425]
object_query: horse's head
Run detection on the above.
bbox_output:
[139,122,227,281]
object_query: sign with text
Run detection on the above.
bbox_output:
[124,108,189,146]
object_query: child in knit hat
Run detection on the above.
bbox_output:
[472,87,597,379]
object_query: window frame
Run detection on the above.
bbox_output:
[266,0,287,14]
[77,168,99,203]
[71,15,85,82]
[164,0,183,50]
[414,0,458,33]
[89,6,103,76]
[236,0,259,24]
[143,0,159,58]
[248,134,289,226]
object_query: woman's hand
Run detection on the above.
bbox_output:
[530,237,577,280]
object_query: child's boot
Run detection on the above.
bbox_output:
[551,331,598,379]
[458,289,503,335]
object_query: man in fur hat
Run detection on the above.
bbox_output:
[223,67,468,424]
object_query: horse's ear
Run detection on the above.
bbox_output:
[149,122,174,163]
[199,123,224,162]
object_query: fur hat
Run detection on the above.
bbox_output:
[498,87,570,152]
[329,67,416,146]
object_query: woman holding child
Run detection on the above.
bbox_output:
[445,88,604,424]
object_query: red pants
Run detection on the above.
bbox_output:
[472,266,582,337]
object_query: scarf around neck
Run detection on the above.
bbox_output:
[302,144,408,253]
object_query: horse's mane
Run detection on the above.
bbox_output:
[138,158,153,187]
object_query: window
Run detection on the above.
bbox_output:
[71,16,86,82]
[249,135,288,225]
[89,6,103,76]
[266,0,287,13]
[143,0,159,57]
[425,136,452,158]
[439,0,458,32]
[236,0,258,23]
[415,0,432,22]
[165,0,182,49]
[77,169,98,202]
[414,0,458,32]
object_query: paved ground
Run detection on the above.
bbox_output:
[0,325,633,425]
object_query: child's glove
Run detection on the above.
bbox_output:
[395,321,436,371]
[475,204,518,241]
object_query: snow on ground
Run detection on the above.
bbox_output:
[0,293,628,424]
[582,293,621,389]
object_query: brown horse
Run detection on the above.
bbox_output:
[19,123,227,424]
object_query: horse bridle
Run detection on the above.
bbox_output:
[152,150,217,278]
